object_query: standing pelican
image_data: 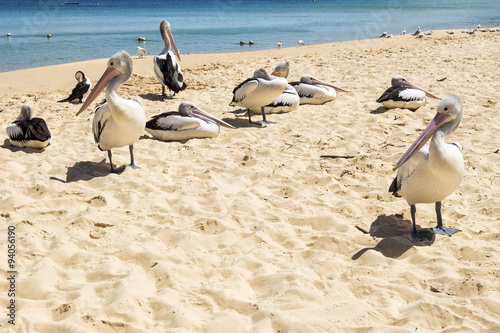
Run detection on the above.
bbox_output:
[153,19,186,100]
[76,51,146,173]
[230,68,288,125]
[389,93,464,241]
[58,71,91,103]
[136,46,149,58]
[377,76,440,110]
[290,75,349,105]
[146,101,235,141]
[253,61,299,114]
[6,104,51,149]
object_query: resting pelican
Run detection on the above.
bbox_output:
[153,19,186,100]
[58,71,91,103]
[6,104,51,149]
[290,75,349,105]
[376,76,440,111]
[146,101,235,141]
[230,68,288,124]
[76,50,146,173]
[252,61,299,114]
[389,93,464,241]
[136,46,149,58]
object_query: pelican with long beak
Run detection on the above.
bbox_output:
[146,101,235,141]
[377,76,440,111]
[76,50,146,174]
[6,104,51,149]
[153,19,186,100]
[290,75,349,105]
[389,93,465,241]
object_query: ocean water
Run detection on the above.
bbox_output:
[0,0,499,73]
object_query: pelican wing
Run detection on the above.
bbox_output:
[389,146,429,196]
[266,86,299,108]
[290,82,321,98]
[7,118,51,142]
[154,51,187,93]
[230,77,259,105]
[377,87,423,103]
[146,112,200,131]
[92,104,112,147]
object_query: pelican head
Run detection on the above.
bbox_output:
[300,75,350,92]
[179,102,235,129]
[160,19,180,62]
[18,104,34,121]
[271,61,290,78]
[253,68,272,80]
[76,50,133,116]
[75,70,85,82]
[393,93,463,171]
[392,75,440,99]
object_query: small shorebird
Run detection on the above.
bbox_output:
[136,46,149,57]
[290,75,349,105]
[390,93,464,241]
[58,71,91,103]
[376,76,440,111]
[146,101,235,141]
[230,68,288,125]
[401,28,406,35]
[298,40,304,46]
[153,19,186,100]
[76,50,146,173]
[6,104,51,149]
[276,40,282,48]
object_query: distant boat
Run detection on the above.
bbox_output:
[64,2,79,4]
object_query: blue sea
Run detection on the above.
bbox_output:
[0,0,499,73]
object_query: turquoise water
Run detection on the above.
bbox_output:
[0,0,499,72]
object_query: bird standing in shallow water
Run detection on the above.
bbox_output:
[76,50,146,174]
[7,104,51,149]
[389,93,465,241]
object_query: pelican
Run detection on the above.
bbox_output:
[376,76,440,111]
[290,75,349,105]
[252,61,299,115]
[6,104,51,149]
[230,68,288,124]
[58,71,91,103]
[154,19,186,100]
[76,51,146,173]
[389,93,464,241]
[136,46,149,58]
[146,101,235,141]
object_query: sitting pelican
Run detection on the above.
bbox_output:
[136,46,149,58]
[76,50,146,173]
[376,76,440,111]
[290,75,349,105]
[389,93,464,241]
[6,104,51,149]
[146,101,235,141]
[153,19,186,100]
[253,61,299,115]
[230,68,288,125]
[58,71,91,103]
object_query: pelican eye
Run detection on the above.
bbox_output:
[443,106,449,113]
[109,61,114,67]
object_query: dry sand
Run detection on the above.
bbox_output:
[0,29,499,332]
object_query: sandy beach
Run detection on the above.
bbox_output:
[1,29,499,332]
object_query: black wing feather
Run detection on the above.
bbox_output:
[157,53,187,93]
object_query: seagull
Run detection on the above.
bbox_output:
[290,75,349,105]
[76,51,146,173]
[376,76,440,111]
[136,46,149,58]
[447,30,455,34]
[6,104,51,149]
[298,40,304,46]
[58,71,91,103]
[230,68,288,125]
[401,28,406,35]
[380,32,388,38]
[146,101,235,141]
[153,19,186,100]
[276,40,282,48]
[389,93,465,241]
[412,26,421,36]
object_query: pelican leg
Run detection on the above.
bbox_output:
[410,205,433,241]
[126,145,140,170]
[259,107,275,125]
[432,201,461,236]
[247,109,253,124]
[108,150,118,174]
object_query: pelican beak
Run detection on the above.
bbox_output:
[76,66,120,116]
[312,78,350,93]
[404,81,440,99]
[393,112,452,171]
[271,71,283,77]
[192,107,236,129]
[167,29,181,62]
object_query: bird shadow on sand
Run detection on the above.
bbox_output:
[1,139,48,154]
[228,109,280,128]
[352,214,435,260]
[50,160,123,183]
[139,93,179,102]
[370,106,389,114]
